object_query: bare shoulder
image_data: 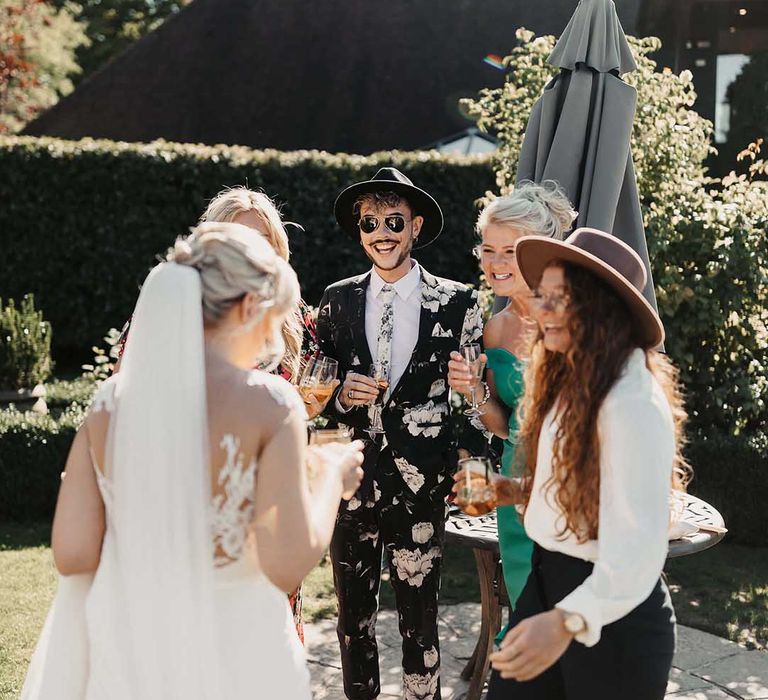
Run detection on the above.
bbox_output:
[245,370,307,417]
[483,312,505,348]
[485,307,522,345]
[206,369,306,456]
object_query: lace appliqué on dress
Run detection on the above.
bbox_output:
[91,378,117,413]
[211,434,258,567]
[89,380,117,505]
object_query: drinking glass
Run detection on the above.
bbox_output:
[366,363,388,436]
[454,457,497,516]
[299,355,338,405]
[309,427,352,446]
[460,343,485,417]
[307,428,352,481]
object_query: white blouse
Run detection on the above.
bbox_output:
[523,349,675,647]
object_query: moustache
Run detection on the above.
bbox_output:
[370,239,399,246]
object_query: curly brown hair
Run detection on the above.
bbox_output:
[352,191,414,222]
[516,262,690,542]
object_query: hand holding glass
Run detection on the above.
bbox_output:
[299,355,338,405]
[308,427,352,446]
[307,428,352,481]
[366,364,388,435]
[455,457,497,516]
[460,344,486,417]
[306,437,365,500]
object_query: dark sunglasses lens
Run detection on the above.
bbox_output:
[385,216,406,233]
[360,216,379,234]
[360,216,379,233]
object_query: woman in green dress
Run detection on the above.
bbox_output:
[448,181,576,612]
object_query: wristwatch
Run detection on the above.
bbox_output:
[562,611,587,636]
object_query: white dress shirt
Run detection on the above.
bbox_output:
[335,263,422,413]
[524,349,675,647]
[366,262,422,390]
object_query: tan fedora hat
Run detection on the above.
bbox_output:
[515,227,664,348]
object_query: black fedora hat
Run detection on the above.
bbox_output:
[334,167,444,249]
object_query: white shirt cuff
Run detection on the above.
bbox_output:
[556,589,602,647]
[335,396,352,414]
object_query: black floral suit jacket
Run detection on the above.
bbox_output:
[317,266,486,501]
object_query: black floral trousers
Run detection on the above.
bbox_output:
[330,461,447,700]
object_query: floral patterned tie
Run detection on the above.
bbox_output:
[376,284,396,399]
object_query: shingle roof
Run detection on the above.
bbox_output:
[23,0,642,154]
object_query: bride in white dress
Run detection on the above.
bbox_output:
[22,222,364,700]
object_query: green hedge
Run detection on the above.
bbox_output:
[686,432,768,547]
[0,405,83,522]
[0,136,494,360]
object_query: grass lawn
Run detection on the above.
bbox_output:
[666,543,768,650]
[2,525,765,698]
[0,523,57,700]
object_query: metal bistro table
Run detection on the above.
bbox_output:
[444,492,726,700]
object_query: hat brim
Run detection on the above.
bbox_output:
[334,180,444,250]
[515,236,665,348]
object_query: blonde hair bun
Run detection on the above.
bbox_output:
[168,222,299,326]
[477,180,578,240]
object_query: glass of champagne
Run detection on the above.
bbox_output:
[461,343,485,417]
[366,363,388,436]
[299,355,338,406]
[455,456,497,516]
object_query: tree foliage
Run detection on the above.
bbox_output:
[463,29,768,435]
[51,0,192,81]
[0,0,88,133]
[724,52,768,172]
[0,294,53,390]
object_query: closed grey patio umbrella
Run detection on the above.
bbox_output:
[499,0,660,317]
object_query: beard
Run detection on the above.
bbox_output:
[362,234,415,271]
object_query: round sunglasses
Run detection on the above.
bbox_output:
[358,214,412,235]
[531,291,571,313]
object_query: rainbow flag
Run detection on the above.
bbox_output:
[483,54,505,71]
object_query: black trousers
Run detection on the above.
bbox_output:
[330,469,446,700]
[487,545,676,700]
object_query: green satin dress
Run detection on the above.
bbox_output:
[485,348,533,625]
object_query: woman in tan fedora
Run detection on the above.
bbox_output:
[447,181,577,643]
[485,228,690,699]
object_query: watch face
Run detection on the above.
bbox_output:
[565,614,585,634]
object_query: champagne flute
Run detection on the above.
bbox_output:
[366,363,388,436]
[461,343,485,417]
[299,355,338,405]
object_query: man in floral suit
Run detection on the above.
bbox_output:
[317,167,485,700]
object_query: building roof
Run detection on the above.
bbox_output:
[23,0,642,154]
[429,127,498,155]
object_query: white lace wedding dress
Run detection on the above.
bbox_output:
[24,261,313,700]
[23,376,312,700]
